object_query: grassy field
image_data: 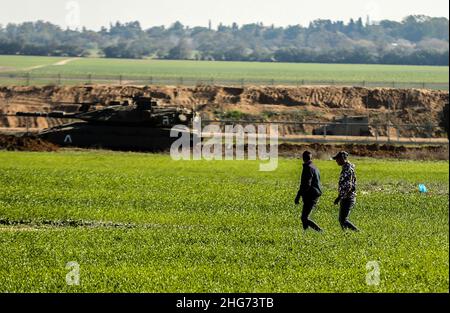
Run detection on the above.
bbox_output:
[0,55,66,71]
[0,55,448,85]
[0,150,448,293]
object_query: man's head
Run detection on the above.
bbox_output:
[332,151,349,166]
[303,151,312,163]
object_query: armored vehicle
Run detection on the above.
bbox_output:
[16,96,195,151]
[313,116,373,137]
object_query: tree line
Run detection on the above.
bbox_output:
[0,15,448,65]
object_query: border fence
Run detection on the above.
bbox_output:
[1,114,447,146]
[202,120,448,146]
[0,72,448,90]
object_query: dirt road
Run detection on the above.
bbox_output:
[0,58,79,72]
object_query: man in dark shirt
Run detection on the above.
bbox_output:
[295,151,323,232]
[333,151,359,232]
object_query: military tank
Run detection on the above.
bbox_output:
[16,96,196,151]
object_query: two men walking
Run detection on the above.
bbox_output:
[295,150,359,232]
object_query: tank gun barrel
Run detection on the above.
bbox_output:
[151,108,185,114]
[16,112,79,119]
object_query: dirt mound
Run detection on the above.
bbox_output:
[0,85,448,137]
[278,143,449,160]
[1,84,447,110]
[0,134,58,152]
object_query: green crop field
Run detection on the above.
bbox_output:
[0,55,66,71]
[0,55,448,86]
[0,150,448,293]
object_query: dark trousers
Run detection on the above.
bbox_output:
[301,196,322,232]
[339,198,359,231]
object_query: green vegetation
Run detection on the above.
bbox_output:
[0,55,448,85]
[0,16,449,65]
[0,151,448,292]
[0,55,65,71]
[221,110,252,120]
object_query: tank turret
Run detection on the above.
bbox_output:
[17,96,193,127]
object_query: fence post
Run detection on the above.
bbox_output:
[387,122,391,143]
[87,74,92,85]
[210,77,214,86]
[422,82,426,89]
[324,125,327,139]
[149,76,153,85]
[57,73,61,85]
[241,78,245,88]
[179,77,183,86]
[25,73,30,86]
[271,79,275,86]
[119,75,123,85]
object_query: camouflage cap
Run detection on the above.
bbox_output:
[332,151,349,160]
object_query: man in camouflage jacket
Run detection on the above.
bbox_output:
[333,151,359,231]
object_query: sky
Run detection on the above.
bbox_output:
[1,0,449,30]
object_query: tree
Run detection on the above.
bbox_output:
[167,38,192,59]
[0,17,448,65]
[168,21,184,36]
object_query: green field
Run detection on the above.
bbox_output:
[0,55,66,71]
[0,55,448,86]
[0,150,448,292]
